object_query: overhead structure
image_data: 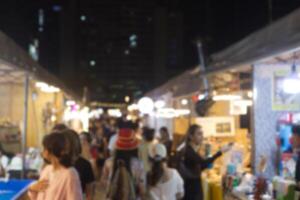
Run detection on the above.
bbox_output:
[0,30,79,178]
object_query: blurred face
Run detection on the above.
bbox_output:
[190,127,203,146]
[160,131,168,141]
[42,149,52,164]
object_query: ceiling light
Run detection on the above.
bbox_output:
[198,94,206,100]
[213,94,242,101]
[181,99,188,105]
[138,97,154,114]
[154,100,165,109]
[125,96,130,103]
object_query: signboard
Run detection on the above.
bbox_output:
[272,69,300,111]
[195,116,235,137]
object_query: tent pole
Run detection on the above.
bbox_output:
[22,73,29,179]
[196,41,209,96]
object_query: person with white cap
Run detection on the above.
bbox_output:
[147,143,184,200]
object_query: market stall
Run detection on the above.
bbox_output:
[0,30,79,181]
[140,7,300,200]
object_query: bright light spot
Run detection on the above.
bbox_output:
[108,109,122,117]
[156,108,176,118]
[247,91,253,98]
[125,96,130,103]
[198,94,206,100]
[138,97,154,114]
[130,41,137,48]
[88,109,103,119]
[181,99,188,105]
[154,100,165,109]
[66,100,76,106]
[90,60,96,66]
[128,104,138,111]
[233,100,253,106]
[124,49,130,55]
[129,34,137,41]
[35,82,60,93]
[156,108,191,118]
[283,77,300,94]
[80,15,87,21]
[176,109,191,116]
[213,95,242,101]
[51,115,57,122]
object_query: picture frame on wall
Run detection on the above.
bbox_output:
[195,117,235,137]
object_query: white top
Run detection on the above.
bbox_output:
[0,155,9,169]
[150,168,184,200]
[108,134,118,152]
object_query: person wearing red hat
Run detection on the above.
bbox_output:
[101,122,146,199]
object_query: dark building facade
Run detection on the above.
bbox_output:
[59,0,184,102]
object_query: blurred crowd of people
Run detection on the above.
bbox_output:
[0,114,231,200]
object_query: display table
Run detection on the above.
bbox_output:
[0,179,33,200]
[202,176,223,200]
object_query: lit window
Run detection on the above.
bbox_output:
[90,60,96,66]
[52,5,62,12]
[129,34,137,41]
[80,15,87,21]
[124,50,130,55]
[130,41,137,48]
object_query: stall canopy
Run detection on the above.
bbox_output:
[0,30,79,100]
[146,7,300,99]
[208,7,300,75]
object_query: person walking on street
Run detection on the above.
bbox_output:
[147,143,184,200]
[101,121,146,200]
[159,127,173,157]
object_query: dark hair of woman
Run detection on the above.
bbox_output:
[43,133,72,167]
[147,158,166,187]
[64,129,82,156]
[160,127,169,138]
[112,149,138,178]
[52,123,68,132]
[185,124,200,145]
[143,127,155,142]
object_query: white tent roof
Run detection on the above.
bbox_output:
[0,31,79,100]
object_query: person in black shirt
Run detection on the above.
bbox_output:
[181,124,231,200]
[75,157,95,196]
[64,129,95,200]
[159,127,173,157]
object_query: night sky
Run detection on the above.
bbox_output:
[0,0,300,102]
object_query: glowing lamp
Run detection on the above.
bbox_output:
[138,97,154,114]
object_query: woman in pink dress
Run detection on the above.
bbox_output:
[28,133,83,200]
